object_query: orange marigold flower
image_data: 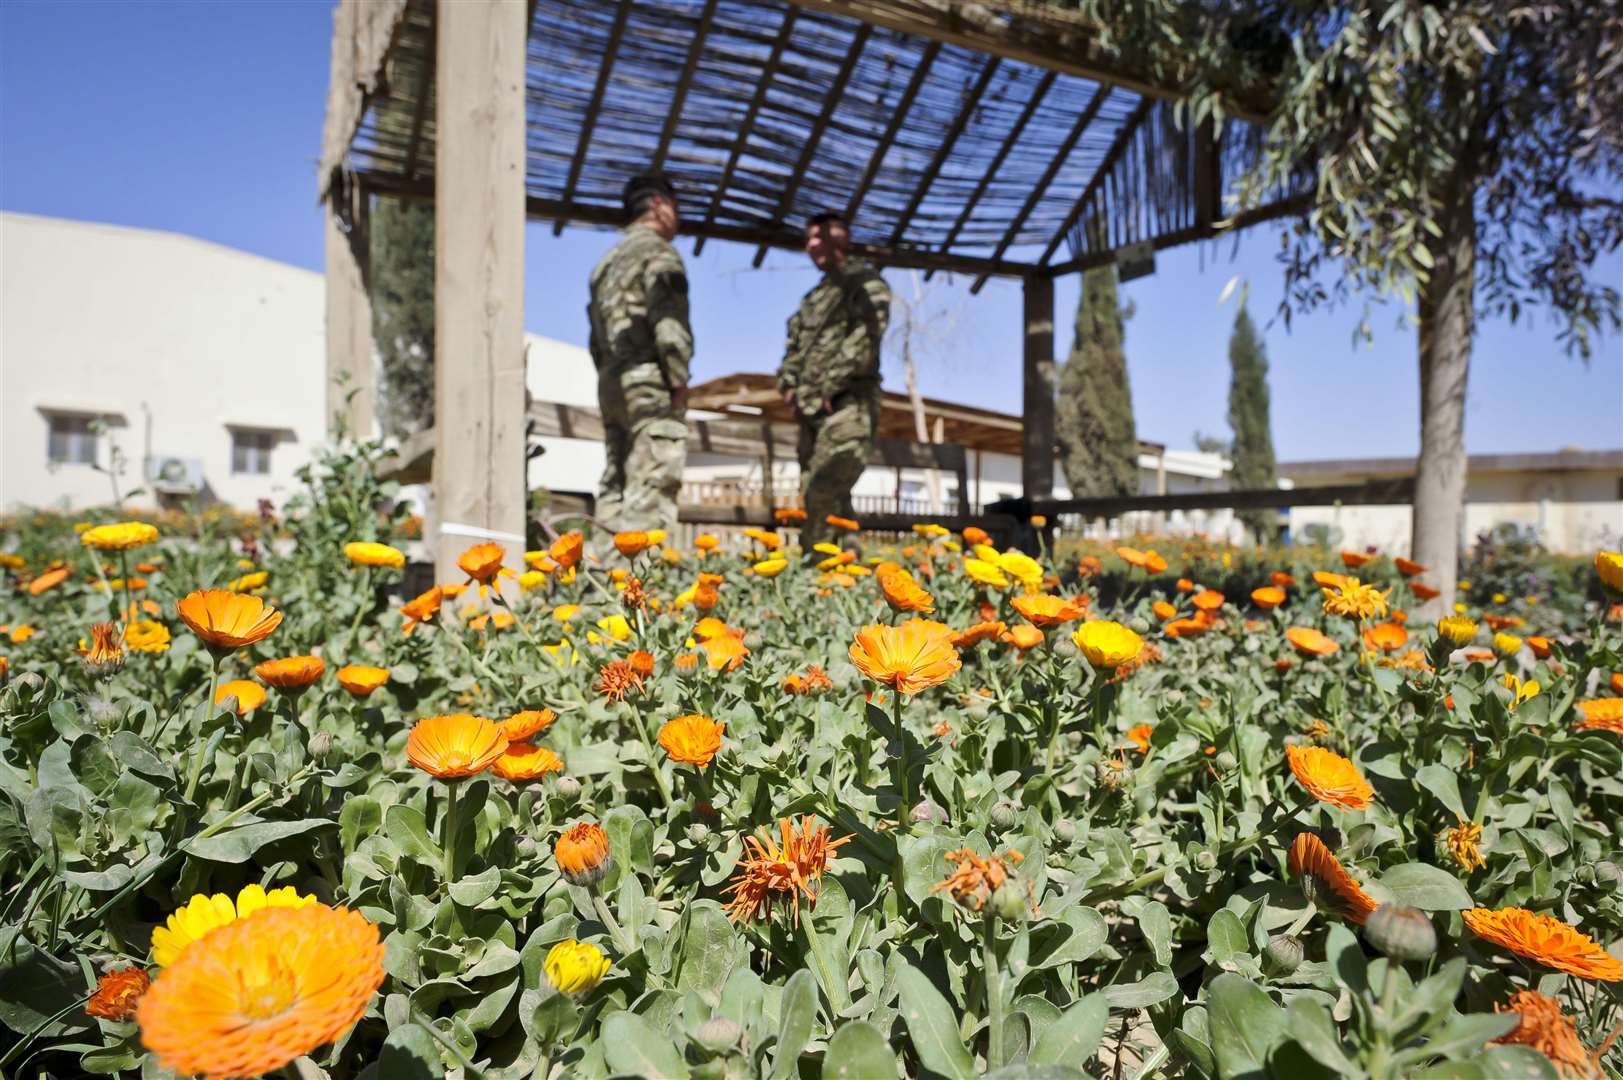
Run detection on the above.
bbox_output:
[782,665,834,695]
[336,664,389,697]
[1363,622,1409,653]
[1164,616,1209,639]
[1010,592,1088,627]
[491,742,564,781]
[658,714,725,769]
[405,714,508,779]
[1311,570,1348,590]
[1192,589,1225,612]
[555,822,612,886]
[674,651,700,672]
[1176,578,1196,593]
[177,589,282,652]
[1286,745,1374,810]
[1143,551,1168,574]
[1527,636,1553,658]
[1490,990,1600,1078]
[1152,600,1178,621]
[878,567,936,613]
[1127,723,1154,753]
[135,904,385,1080]
[1285,626,1340,657]
[700,633,750,672]
[215,679,266,715]
[1612,671,1623,695]
[1003,624,1044,650]
[595,659,645,702]
[775,507,808,524]
[1251,586,1286,610]
[1076,554,1103,578]
[27,566,70,595]
[1410,581,1441,601]
[954,620,1008,648]
[614,531,652,556]
[254,655,325,692]
[1394,556,1427,577]
[1463,908,1623,981]
[549,532,584,569]
[1287,832,1378,923]
[722,816,851,925]
[850,619,961,695]
[457,542,510,587]
[628,650,655,677]
[692,616,733,642]
[930,848,1027,913]
[1271,571,1297,589]
[827,515,860,532]
[1340,550,1373,569]
[963,526,990,546]
[399,586,443,634]
[1116,546,1148,568]
[1574,699,1623,737]
[501,708,557,741]
[86,966,150,1021]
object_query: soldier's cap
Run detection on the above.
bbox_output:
[805,210,850,231]
[624,172,677,215]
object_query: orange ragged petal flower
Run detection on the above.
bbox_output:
[1127,723,1154,753]
[405,714,508,779]
[136,904,385,1080]
[1286,745,1374,810]
[849,619,961,695]
[177,590,282,651]
[399,586,444,634]
[931,848,1029,914]
[1287,832,1378,923]
[658,714,725,769]
[86,966,150,1021]
[555,822,612,887]
[721,816,851,925]
[1463,908,1623,981]
[501,708,557,741]
[1010,593,1088,628]
[1490,990,1602,1077]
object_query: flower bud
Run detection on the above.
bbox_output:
[554,776,582,801]
[911,799,947,825]
[85,696,122,728]
[1363,903,1437,962]
[515,835,539,859]
[1595,861,1622,887]
[1127,616,1151,635]
[1192,850,1217,872]
[991,881,1028,924]
[554,822,612,887]
[1263,934,1304,976]
[686,822,711,844]
[1574,864,1596,886]
[696,1016,742,1052]
[989,800,1019,831]
[307,731,334,763]
[1053,819,1077,843]
[1094,758,1131,790]
[1214,751,1237,772]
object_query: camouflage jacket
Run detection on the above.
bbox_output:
[587,224,693,387]
[778,257,890,415]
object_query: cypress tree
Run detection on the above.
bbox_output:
[1057,259,1138,499]
[1225,304,1277,540]
[371,197,436,440]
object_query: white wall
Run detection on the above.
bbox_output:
[2,212,325,511]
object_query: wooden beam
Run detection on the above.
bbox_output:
[324,181,373,438]
[1021,275,1056,499]
[650,0,719,171]
[553,0,635,236]
[751,22,874,266]
[844,39,940,223]
[971,82,1111,292]
[433,0,528,582]
[401,15,437,179]
[1044,194,1309,276]
[692,7,799,256]
[678,504,1018,538]
[932,69,1057,260]
[1032,479,1418,518]
[1038,96,1152,266]
[885,56,1003,247]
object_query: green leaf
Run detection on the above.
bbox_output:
[1325,924,1367,995]
[377,1023,445,1078]
[448,866,501,908]
[895,963,973,1080]
[0,939,91,1037]
[1476,1045,1560,1079]
[772,968,817,1080]
[822,1020,899,1079]
[1137,900,1172,967]
[1377,863,1473,910]
[1207,973,1286,1080]
[675,901,738,1008]
[1414,765,1466,822]
[1101,971,1179,1008]
[1208,909,1249,965]
[340,794,382,854]
[601,1011,691,1079]
[984,1067,1086,1080]
[183,817,333,864]
[385,803,442,865]
[1029,993,1108,1066]
[1419,1011,1518,1061]
[1285,997,1354,1073]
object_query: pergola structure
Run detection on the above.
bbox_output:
[320,0,1297,577]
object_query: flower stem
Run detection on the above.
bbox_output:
[983,913,1006,1069]
[892,690,910,832]
[184,651,221,803]
[632,709,674,811]
[442,780,461,884]
[590,886,634,955]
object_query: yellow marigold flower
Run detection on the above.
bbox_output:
[1072,620,1144,669]
[1574,698,1623,736]
[1595,551,1623,594]
[997,550,1044,589]
[0,553,24,571]
[86,966,150,1021]
[595,614,633,641]
[555,821,612,887]
[177,590,282,652]
[1490,990,1598,1078]
[137,904,385,1080]
[343,541,405,569]
[124,619,171,653]
[754,558,788,577]
[1501,673,1540,708]
[227,570,268,593]
[646,529,668,546]
[1463,907,1623,981]
[1321,576,1390,620]
[1437,615,1479,646]
[80,521,159,550]
[1286,745,1374,810]
[545,939,610,995]
[963,557,1010,589]
[658,714,725,769]
[404,714,508,779]
[552,604,582,623]
[491,742,564,781]
[1287,832,1377,924]
[150,884,317,967]
[1492,632,1522,656]
[849,619,960,695]
[8,624,38,643]
[1441,819,1487,872]
[722,816,851,925]
[336,664,389,697]
[518,569,548,591]
[215,679,266,715]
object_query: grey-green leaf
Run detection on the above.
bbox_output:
[1377,863,1473,910]
[895,964,973,1080]
[1029,993,1108,1066]
[1208,973,1286,1080]
[822,1021,898,1079]
[772,968,818,1080]
[601,1011,691,1079]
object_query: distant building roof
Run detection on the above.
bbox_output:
[688,372,1166,457]
[1279,449,1623,481]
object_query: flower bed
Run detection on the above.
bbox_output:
[1,441,1620,1079]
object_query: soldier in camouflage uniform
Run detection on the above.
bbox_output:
[588,173,694,532]
[778,212,891,550]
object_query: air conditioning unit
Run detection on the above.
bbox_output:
[147,456,204,495]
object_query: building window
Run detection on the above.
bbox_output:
[47,414,98,466]
[231,429,276,475]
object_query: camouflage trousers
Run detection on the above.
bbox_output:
[796,391,877,551]
[597,361,685,532]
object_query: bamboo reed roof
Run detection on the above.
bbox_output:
[335,0,1298,280]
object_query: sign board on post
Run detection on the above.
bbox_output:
[1117,241,1155,282]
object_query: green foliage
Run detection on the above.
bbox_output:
[1058,257,1138,499]
[1226,304,1278,541]
[372,195,436,439]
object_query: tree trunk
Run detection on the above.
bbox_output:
[1411,180,1475,620]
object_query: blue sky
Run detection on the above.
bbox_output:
[4,0,1619,460]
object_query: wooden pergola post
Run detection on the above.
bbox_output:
[323,183,373,438]
[1021,275,1057,500]
[432,0,528,582]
